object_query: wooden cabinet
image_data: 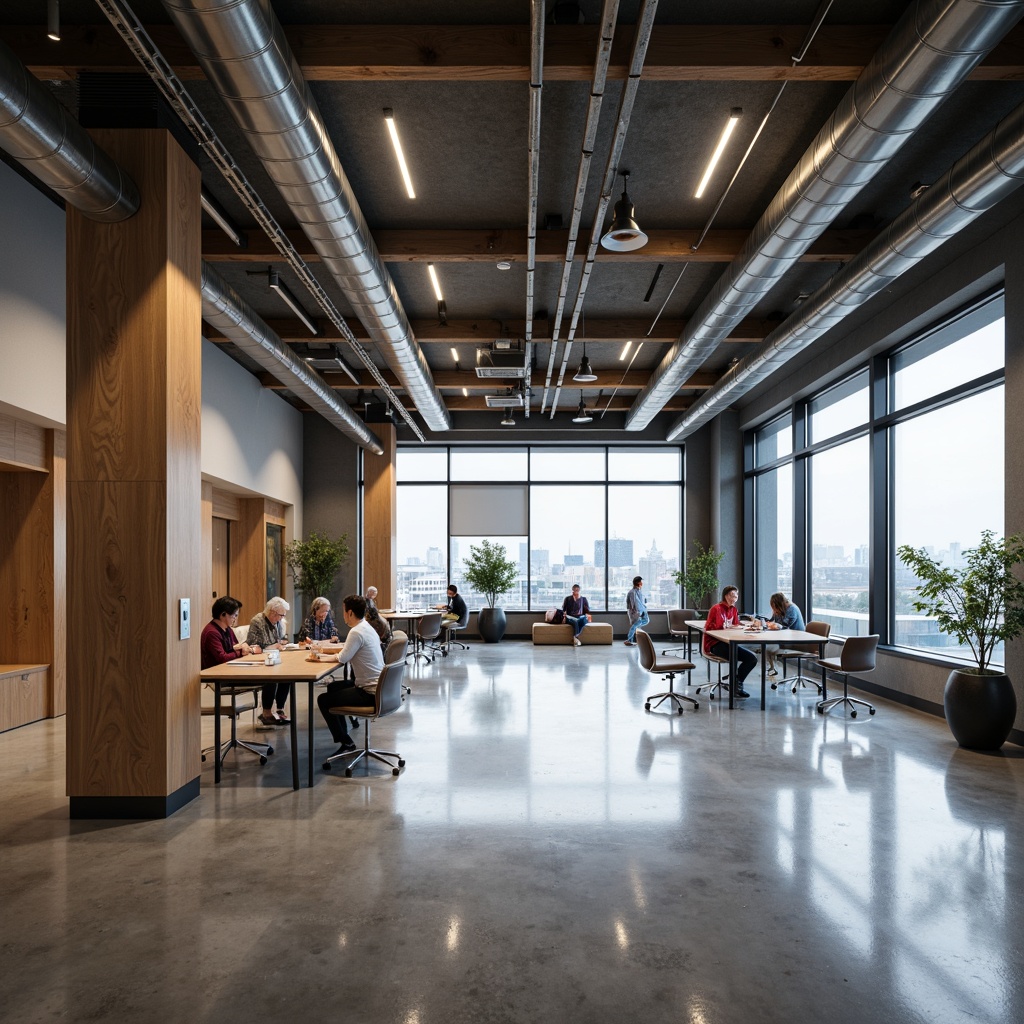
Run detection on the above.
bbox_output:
[0,664,49,733]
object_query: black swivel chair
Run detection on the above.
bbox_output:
[323,660,407,777]
[637,629,698,714]
[201,683,273,768]
[816,634,879,717]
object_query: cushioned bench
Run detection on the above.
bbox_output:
[532,622,614,645]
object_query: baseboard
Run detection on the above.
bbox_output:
[69,777,201,819]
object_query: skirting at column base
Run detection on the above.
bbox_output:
[70,776,200,819]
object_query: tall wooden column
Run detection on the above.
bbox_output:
[66,129,202,819]
[363,424,397,608]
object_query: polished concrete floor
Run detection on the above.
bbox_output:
[2,641,1023,1024]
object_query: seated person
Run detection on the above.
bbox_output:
[435,583,467,623]
[762,592,806,675]
[200,596,257,668]
[317,595,385,757]
[561,584,592,647]
[247,596,291,727]
[365,586,382,614]
[365,601,393,650]
[703,585,756,698]
[299,596,339,644]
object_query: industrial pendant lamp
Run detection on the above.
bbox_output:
[601,171,648,252]
[572,391,593,424]
[573,342,597,382]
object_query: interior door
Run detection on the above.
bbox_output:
[212,516,229,599]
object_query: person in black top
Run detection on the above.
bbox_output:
[437,584,467,622]
[561,584,591,646]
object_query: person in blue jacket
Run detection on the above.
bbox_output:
[624,576,649,646]
[763,592,806,675]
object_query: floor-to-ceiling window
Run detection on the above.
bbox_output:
[747,291,1005,662]
[396,446,682,612]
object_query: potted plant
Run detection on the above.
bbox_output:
[285,530,349,605]
[673,541,725,614]
[462,539,518,643]
[897,530,1024,750]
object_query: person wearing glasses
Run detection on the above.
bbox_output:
[200,596,257,668]
[703,585,755,699]
[247,596,291,726]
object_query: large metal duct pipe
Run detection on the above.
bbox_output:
[626,0,1024,431]
[201,263,384,454]
[162,0,450,433]
[668,99,1024,441]
[0,38,139,221]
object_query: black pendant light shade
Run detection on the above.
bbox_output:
[601,172,648,252]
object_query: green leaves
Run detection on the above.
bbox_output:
[461,540,519,609]
[897,531,1024,673]
[673,541,725,610]
[285,530,349,599]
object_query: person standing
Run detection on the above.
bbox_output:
[562,584,591,647]
[624,576,649,646]
[703,585,755,698]
[316,595,385,758]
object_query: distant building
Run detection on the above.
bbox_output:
[564,554,584,566]
[639,540,666,586]
[595,538,633,567]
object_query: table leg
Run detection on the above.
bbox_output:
[760,643,767,710]
[214,681,222,783]
[729,642,737,710]
[307,679,315,788]
[820,642,828,702]
[289,682,299,791]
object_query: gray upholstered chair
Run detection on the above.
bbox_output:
[322,660,407,776]
[816,634,879,717]
[416,611,444,661]
[442,604,470,653]
[775,620,832,694]
[637,629,698,714]
[662,608,698,657]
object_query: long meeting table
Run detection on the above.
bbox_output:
[688,620,830,710]
[201,649,343,789]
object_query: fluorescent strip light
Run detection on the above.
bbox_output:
[462,388,468,397]
[695,109,741,199]
[427,264,444,302]
[268,269,319,336]
[619,341,632,361]
[383,108,415,199]
[451,347,459,363]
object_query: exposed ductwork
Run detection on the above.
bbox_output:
[626,0,1024,431]
[161,0,451,433]
[667,99,1024,441]
[0,37,139,222]
[201,263,384,454]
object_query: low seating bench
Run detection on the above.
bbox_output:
[532,622,614,645]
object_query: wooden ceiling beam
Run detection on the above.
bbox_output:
[202,227,873,264]
[255,369,716,392]
[205,316,774,345]
[8,24,1024,82]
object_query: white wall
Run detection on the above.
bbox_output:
[201,338,303,537]
[0,162,66,428]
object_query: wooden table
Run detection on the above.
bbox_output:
[383,611,428,662]
[702,627,830,711]
[201,650,342,789]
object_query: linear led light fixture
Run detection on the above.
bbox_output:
[428,263,447,324]
[268,268,319,336]
[695,108,742,199]
[48,0,60,41]
[383,108,416,199]
[200,187,245,248]
[451,347,459,364]
[619,341,632,361]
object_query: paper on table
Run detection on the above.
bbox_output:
[283,643,300,650]
[228,659,266,666]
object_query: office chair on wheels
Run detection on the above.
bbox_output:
[201,683,273,768]
[816,634,879,717]
[696,648,730,701]
[323,660,407,777]
[775,620,831,694]
[662,608,698,656]
[637,629,698,714]
[442,604,470,653]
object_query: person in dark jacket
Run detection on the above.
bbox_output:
[561,584,591,646]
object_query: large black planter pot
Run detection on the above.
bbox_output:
[477,606,507,643]
[944,669,1017,750]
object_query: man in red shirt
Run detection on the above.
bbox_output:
[703,585,755,699]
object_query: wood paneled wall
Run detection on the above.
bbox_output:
[0,427,66,717]
[363,424,397,608]
[66,130,201,815]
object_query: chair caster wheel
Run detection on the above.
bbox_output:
[266,745,274,755]
[392,768,400,776]
[259,755,268,765]
[398,759,406,767]
[851,710,857,717]
[344,768,353,777]
[322,762,332,771]
[201,753,207,762]
[817,706,824,714]
[677,707,683,716]
[869,708,876,715]
[710,692,716,700]
[770,683,778,690]
[645,702,651,711]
